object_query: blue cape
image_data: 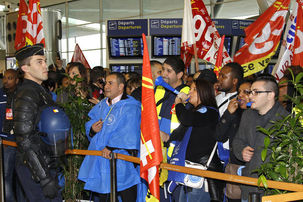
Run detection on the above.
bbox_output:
[78,96,141,194]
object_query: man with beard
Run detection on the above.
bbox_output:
[0,69,19,202]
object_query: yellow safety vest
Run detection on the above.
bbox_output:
[155,85,190,133]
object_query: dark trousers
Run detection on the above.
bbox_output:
[93,185,137,202]
[3,146,16,202]
[15,162,62,202]
[160,184,181,202]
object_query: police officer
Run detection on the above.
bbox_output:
[13,44,61,201]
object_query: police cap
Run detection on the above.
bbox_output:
[15,43,44,62]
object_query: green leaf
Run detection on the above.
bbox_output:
[264,136,270,148]
[257,126,271,136]
[279,165,287,179]
[261,149,267,162]
[260,174,268,188]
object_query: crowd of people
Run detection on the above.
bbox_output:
[0,43,302,202]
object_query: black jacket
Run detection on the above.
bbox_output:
[215,108,245,165]
[13,79,56,184]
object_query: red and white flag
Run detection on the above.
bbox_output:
[181,0,232,67]
[234,0,290,77]
[140,33,163,200]
[14,0,28,50]
[272,1,298,80]
[71,44,91,69]
[291,0,303,67]
[25,0,45,46]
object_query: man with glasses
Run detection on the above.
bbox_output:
[232,74,289,202]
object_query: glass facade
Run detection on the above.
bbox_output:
[45,0,259,68]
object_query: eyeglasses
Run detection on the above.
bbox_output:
[249,90,272,96]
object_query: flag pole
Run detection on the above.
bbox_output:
[193,43,199,72]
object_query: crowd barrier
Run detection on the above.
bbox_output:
[2,140,303,202]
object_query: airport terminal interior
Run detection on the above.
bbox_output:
[0,0,287,72]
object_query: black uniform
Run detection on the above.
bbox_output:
[13,79,61,201]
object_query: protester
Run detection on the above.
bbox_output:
[233,74,289,201]
[57,62,89,104]
[215,62,244,166]
[215,79,254,202]
[13,44,62,201]
[154,56,190,201]
[186,74,194,86]
[169,79,223,202]
[89,66,106,104]
[78,72,141,202]
[126,77,142,101]
[0,69,19,202]
[150,60,162,84]
[42,70,58,101]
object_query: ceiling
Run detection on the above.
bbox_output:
[0,0,262,20]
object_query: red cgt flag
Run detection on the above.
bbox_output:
[25,0,45,46]
[234,0,290,77]
[71,44,91,69]
[292,0,303,66]
[14,0,28,50]
[181,0,232,66]
[140,33,163,200]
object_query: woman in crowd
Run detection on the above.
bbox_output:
[57,62,89,104]
[171,79,224,202]
[89,66,106,105]
[214,79,254,202]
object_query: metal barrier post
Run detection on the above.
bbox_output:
[110,152,117,202]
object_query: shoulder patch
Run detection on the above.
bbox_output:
[198,106,207,113]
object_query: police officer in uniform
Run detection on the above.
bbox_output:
[13,44,62,201]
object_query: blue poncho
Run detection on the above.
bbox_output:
[78,96,141,194]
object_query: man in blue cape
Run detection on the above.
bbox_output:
[78,72,141,201]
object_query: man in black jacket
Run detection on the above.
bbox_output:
[232,75,289,201]
[13,44,61,201]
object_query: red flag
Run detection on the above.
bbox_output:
[71,44,91,69]
[181,0,232,66]
[14,0,28,50]
[140,33,163,200]
[234,0,290,77]
[272,1,298,80]
[25,0,45,46]
[292,0,303,66]
[213,35,225,77]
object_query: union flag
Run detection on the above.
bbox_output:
[14,0,28,50]
[140,33,162,200]
[234,0,290,77]
[25,0,45,46]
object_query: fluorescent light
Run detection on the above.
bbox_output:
[0,5,5,11]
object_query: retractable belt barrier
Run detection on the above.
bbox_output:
[3,140,303,202]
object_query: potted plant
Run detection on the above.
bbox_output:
[57,76,93,201]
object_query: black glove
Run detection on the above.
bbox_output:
[41,177,59,199]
